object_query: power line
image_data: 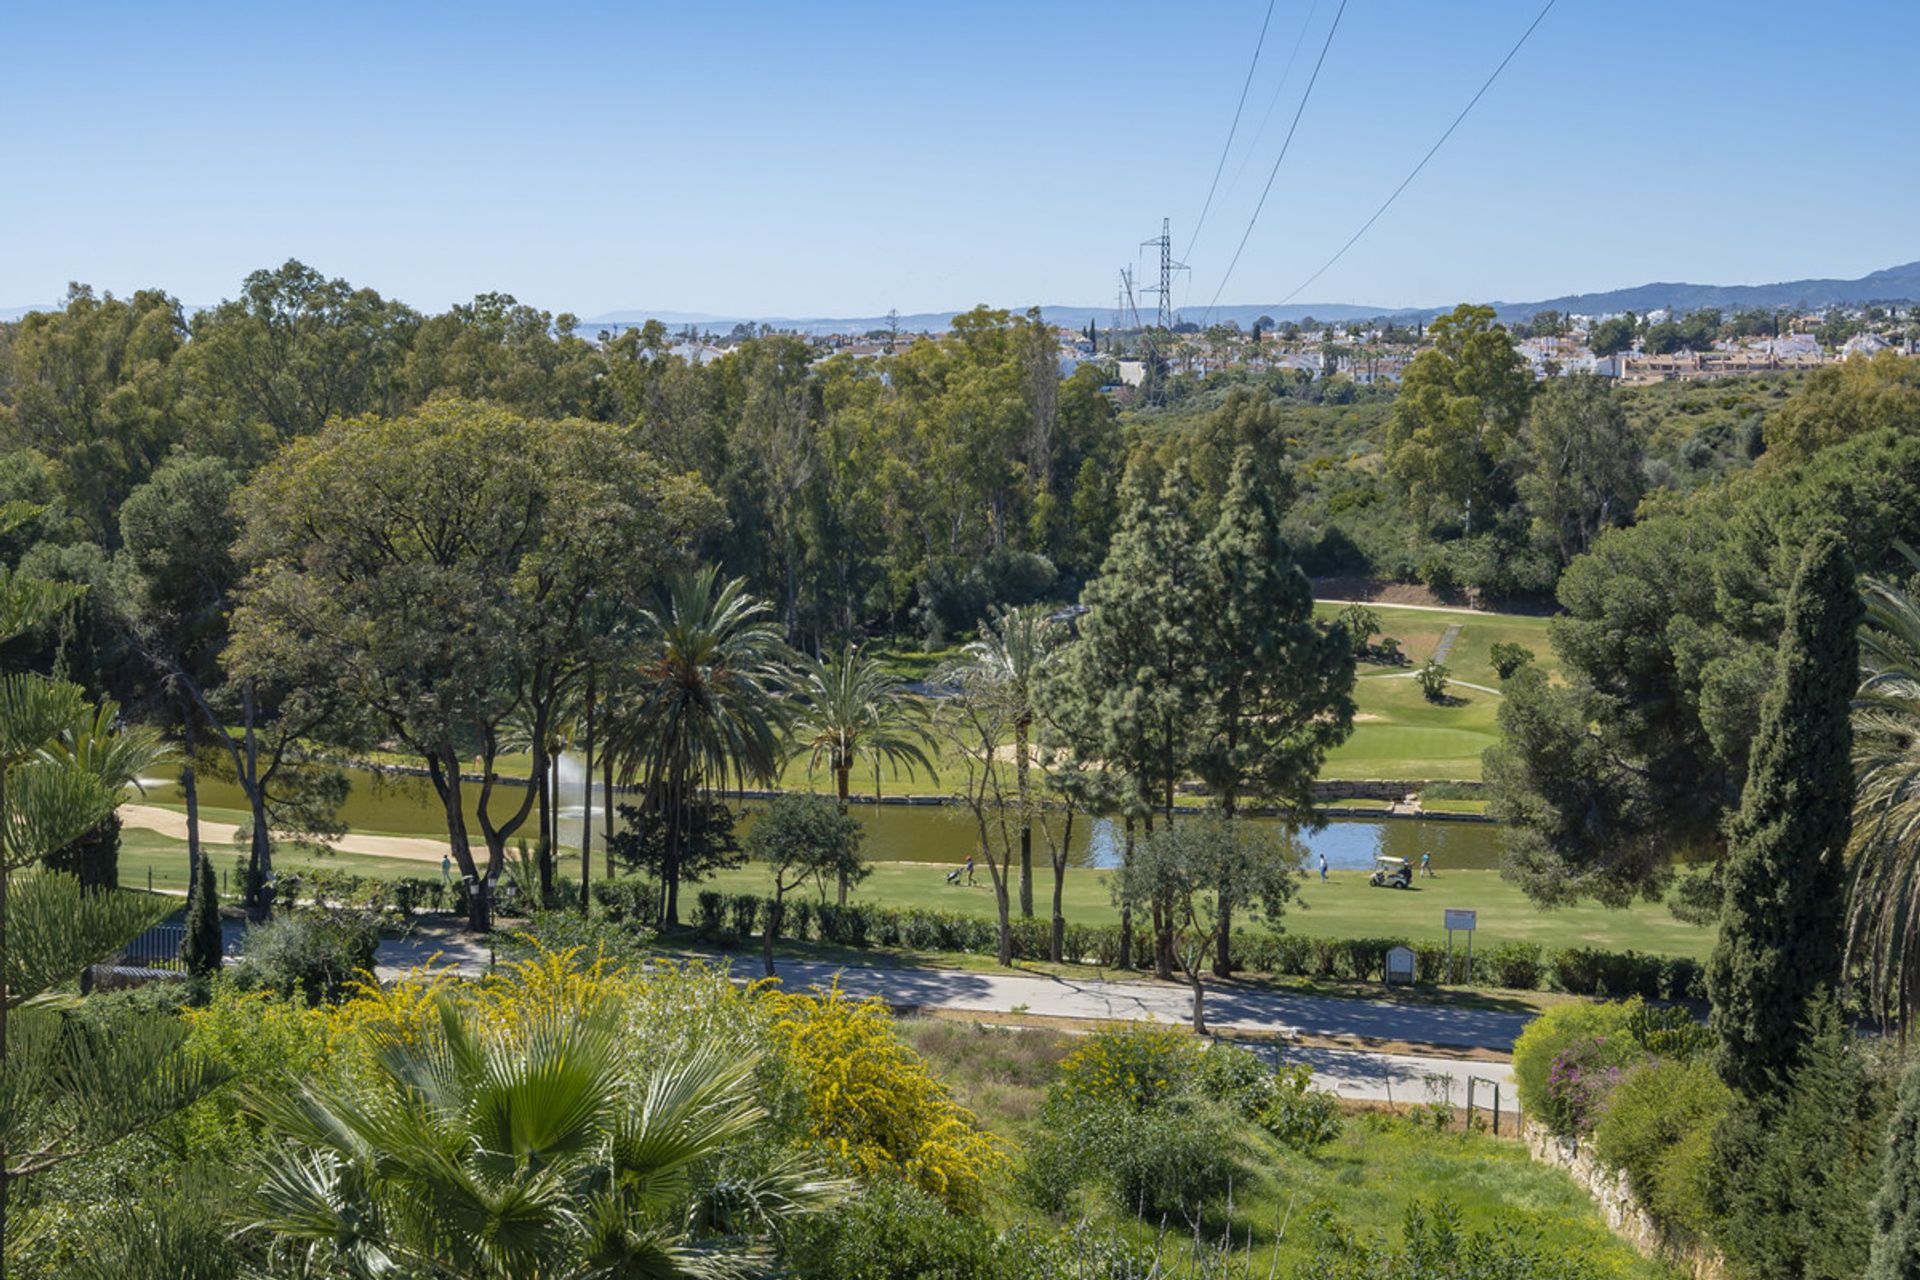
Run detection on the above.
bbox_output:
[1221,0,1320,214]
[1202,0,1347,321]
[1183,0,1279,265]
[1278,0,1557,306]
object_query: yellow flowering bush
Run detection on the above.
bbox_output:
[1050,1022,1198,1115]
[174,985,334,1159]
[762,983,1007,1211]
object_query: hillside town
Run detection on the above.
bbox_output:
[621,300,1920,394]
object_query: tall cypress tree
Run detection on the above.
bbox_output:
[181,843,223,979]
[1708,533,1858,1097]
[1194,447,1356,975]
[1869,1058,1920,1279]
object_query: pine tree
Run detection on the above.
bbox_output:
[1067,460,1203,973]
[1708,533,1858,1097]
[181,846,222,978]
[1868,1057,1920,1279]
[1193,447,1356,975]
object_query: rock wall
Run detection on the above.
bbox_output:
[1523,1122,1723,1280]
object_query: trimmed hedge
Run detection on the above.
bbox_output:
[646,887,1704,1001]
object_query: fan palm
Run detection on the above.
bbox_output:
[787,646,935,904]
[1847,544,1920,1027]
[605,567,791,924]
[947,606,1062,917]
[242,998,840,1278]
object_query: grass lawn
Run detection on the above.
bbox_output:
[123,812,1710,961]
[904,1019,1674,1276]
[695,859,1713,960]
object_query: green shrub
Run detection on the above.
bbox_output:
[787,897,814,941]
[1590,1057,1730,1236]
[1624,1002,1713,1060]
[1303,1200,1602,1280]
[590,878,658,922]
[816,902,871,947]
[1194,1042,1273,1117]
[390,876,445,916]
[1479,941,1542,989]
[1024,1024,1242,1220]
[1511,998,1640,1124]
[230,911,379,1006]
[729,892,762,938]
[1105,1103,1237,1218]
[782,1179,1053,1280]
[694,890,727,936]
[1258,1064,1342,1151]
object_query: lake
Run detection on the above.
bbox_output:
[135,756,1506,873]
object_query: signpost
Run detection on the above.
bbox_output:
[1444,908,1477,984]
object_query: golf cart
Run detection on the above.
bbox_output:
[1368,855,1413,890]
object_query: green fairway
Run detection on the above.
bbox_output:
[1312,604,1557,781]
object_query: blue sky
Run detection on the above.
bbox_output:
[2,1,1915,318]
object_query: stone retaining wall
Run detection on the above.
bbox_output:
[1523,1122,1722,1279]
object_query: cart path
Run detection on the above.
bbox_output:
[1359,671,1502,696]
[1430,622,1464,663]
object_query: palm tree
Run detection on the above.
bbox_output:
[242,999,841,1277]
[42,698,169,891]
[950,607,1061,917]
[1847,544,1920,1027]
[787,646,936,904]
[605,567,791,925]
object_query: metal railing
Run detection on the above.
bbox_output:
[120,923,187,972]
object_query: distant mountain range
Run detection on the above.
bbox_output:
[584,260,1920,334]
[9,260,1918,334]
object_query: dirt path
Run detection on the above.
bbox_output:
[119,804,451,864]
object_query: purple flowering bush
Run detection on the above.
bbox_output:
[1540,1035,1644,1138]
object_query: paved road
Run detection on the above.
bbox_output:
[763,958,1530,1053]
[221,923,1525,1109]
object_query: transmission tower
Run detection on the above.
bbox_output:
[1138,217,1188,331]
[1120,267,1143,334]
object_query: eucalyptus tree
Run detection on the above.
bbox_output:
[936,659,1025,967]
[606,567,792,926]
[952,606,1061,918]
[230,397,719,931]
[786,645,935,904]
[242,1001,841,1276]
